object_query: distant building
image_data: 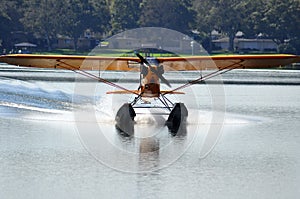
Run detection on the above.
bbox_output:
[52,30,97,50]
[53,35,96,50]
[103,35,201,54]
[213,37,278,53]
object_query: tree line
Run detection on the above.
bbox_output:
[0,0,299,54]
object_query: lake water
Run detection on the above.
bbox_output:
[0,63,300,199]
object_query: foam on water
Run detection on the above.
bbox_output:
[0,101,67,114]
[92,105,262,127]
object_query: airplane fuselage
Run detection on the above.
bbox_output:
[140,65,160,98]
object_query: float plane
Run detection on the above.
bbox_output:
[0,53,299,134]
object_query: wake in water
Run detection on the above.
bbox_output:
[0,78,91,120]
[93,94,261,126]
[0,79,71,109]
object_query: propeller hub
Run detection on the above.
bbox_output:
[135,52,171,87]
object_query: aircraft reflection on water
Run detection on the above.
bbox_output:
[114,113,188,164]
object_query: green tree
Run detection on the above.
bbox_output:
[213,0,259,52]
[139,0,194,34]
[259,0,300,53]
[237,0,265,38]
[81,0,111,35]
[21,0,110,51]
[192,0,218,53]
[62,0,110,50]
[21,0,67,50]
[110,0,142,34]
[194,0,263,53]
[0,0,23,51]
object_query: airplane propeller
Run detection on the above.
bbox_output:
[135,52,171,87]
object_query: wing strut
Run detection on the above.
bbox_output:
[56,59,139,96]
[163,60,244,95]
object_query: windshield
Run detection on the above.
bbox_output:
[146,57,159,66]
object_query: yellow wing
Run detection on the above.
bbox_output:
[0,54,299,71]
[0,54,140,71]
[157,54,300,70]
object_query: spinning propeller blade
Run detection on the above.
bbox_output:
[135,52,171,87]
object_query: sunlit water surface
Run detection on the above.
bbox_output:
[0,64,300,199]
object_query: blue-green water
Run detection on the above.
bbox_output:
[0,64,299,199]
